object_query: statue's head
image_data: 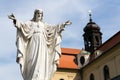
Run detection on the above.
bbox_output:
[32,9,43,21]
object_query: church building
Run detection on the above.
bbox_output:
[52,12,120,80]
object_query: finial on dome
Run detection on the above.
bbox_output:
[88,10,92,22]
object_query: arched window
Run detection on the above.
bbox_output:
[90,73,94,80]
[103,65,110,80]
[60,78,64,80]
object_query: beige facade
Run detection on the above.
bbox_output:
[52,69,80,80]
[82,42,120,80]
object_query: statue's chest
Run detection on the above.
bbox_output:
[32,22,45,33]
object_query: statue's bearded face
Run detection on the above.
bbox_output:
[35,10,43,21]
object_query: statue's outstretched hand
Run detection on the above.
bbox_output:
[64,20,72,26]
[8,13,16,21]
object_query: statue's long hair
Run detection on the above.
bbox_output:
[31,9,43,21]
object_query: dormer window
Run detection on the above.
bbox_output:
[80,56,85,65]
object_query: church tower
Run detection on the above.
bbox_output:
[83,11,102,53]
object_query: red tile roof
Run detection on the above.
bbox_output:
[58,48,81,69]
[61,48,81,55]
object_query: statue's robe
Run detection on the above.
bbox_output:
[14,20,64,80]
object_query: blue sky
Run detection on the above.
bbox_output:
[0,0,120,80]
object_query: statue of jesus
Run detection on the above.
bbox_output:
[8,9,72,80]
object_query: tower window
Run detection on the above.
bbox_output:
[95,36,99,43]
[103,65,110,80]
[88,36,92,47]
[88,41,91,47]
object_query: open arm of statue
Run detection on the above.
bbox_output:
[58,20,72,33]
[8,13,22,62]
[63,20,72,26]
[8,13,17,24]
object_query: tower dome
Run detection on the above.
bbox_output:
[84,12,100,32]
[84,21,100,32]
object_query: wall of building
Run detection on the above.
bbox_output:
[82,43,120,80]
[52,69,80,80]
